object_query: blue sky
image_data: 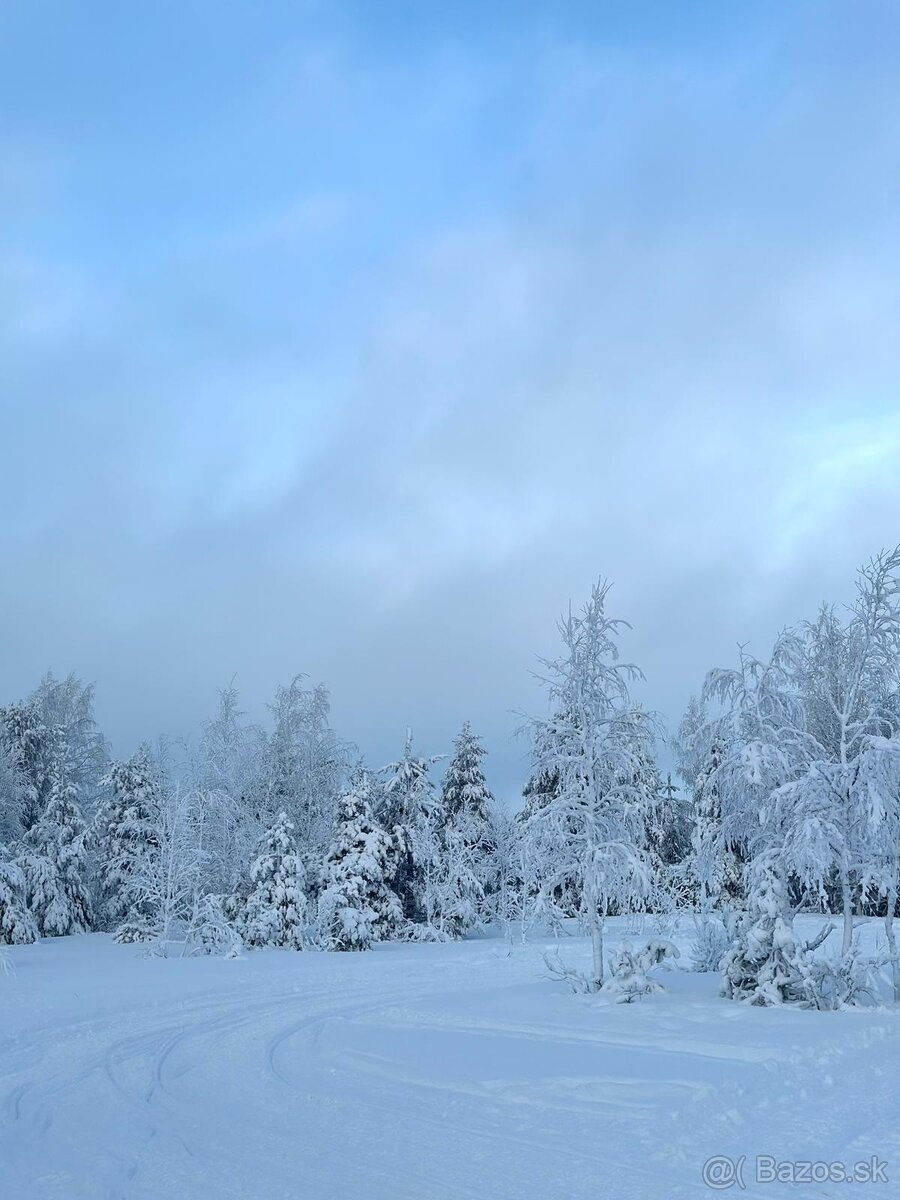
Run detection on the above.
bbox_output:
[2,1,900,795]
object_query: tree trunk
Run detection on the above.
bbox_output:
[590,915,604,990]
[841,870,854,956]
[884,855,900,1004]
[584,874,604,989]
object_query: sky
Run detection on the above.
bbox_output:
[2,1,900,799]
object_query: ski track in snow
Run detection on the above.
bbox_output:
[2,923,900,1200]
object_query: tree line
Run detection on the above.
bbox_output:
[3,546,900,1010]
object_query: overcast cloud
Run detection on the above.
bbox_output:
[2,1,899,797]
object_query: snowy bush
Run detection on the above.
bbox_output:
[189,894,243,958]
[720,855,810,1007]
[802,944,880,1011]
[113,918,157,945]
[601,939,680,1003]
[690,912,732,973]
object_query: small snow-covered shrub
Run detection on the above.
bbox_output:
[601,939,680,1003]
[191,894,242,958]
[542,948,593,994]
[398,919,452,944]
[691,912,732,972]
[113,918,156,944]
[316,885,374,951]
[802,945,879,1011]
[721,855,810,1007]
[623,911,645,937]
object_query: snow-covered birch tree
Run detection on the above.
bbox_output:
[262,678,352,861]
[119,783,205,950]
[523,579,657,989]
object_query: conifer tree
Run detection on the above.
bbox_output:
[319,772,401,950]
[721,853,809,1006]
[379,731,441,923]
[0,742,26,847]
[690,738,740,910]
[241,811,307,950]
[0,852,37,944]
[95,749,161,929]
[441,723,492,825]
[22,776,93,936]
[0,701,56,831]
[434,723,496,936]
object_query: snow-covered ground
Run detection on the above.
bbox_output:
[2,920,898,1200]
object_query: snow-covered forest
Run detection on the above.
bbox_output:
[6,553,900,1198]
[5,548,900,1013]
[5,0,899,1192]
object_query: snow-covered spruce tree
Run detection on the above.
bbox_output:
[0,700,57,832]
[241,811,308,950]
[523,580,657,990]
[21,775,93,936]
[95,748,161,931]
[521,766,560,821]
[632,726,680,920]
[656,774,691,868]
[318,772,402,951]
[720,852,814,1006]
[689,737,741,912]
[379,731,443,925]
[435,723,496,937]
[0,741,27,847]
[0,850,37,944]
[441,722,493,827]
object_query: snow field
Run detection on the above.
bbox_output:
[2,919,899,1200]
